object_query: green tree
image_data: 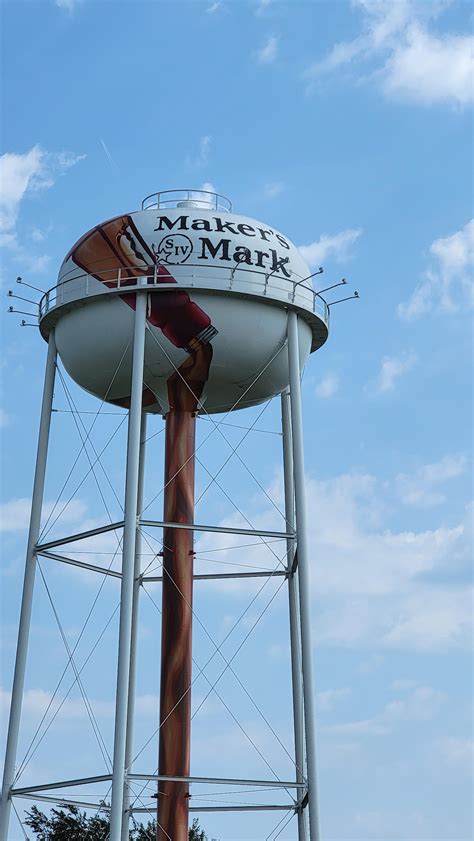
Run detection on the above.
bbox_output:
[24,805,207,840]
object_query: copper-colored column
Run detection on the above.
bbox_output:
[157,342,212,841]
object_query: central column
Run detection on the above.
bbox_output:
[157,341,212,841]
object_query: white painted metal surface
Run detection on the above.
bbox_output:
[0,333,57,841]
[38,200,328,415]
[109,293,147,841]
[288,311,321,841]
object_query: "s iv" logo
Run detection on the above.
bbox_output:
[155,234,193,265]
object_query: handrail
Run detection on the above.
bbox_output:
[141,189,232,213]
[58,260,303,286]
[38,263,329,326]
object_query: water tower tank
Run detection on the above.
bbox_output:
[39,189,328,413]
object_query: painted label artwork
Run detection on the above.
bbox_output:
[54,208,319,414]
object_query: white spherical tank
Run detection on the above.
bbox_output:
[39,189,328,414]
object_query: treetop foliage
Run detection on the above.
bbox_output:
[24,805,207,840]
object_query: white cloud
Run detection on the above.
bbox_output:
[305,1,474,107]
[390,678,420,692]
[325,684,445,737]
[355,807,429,837]
[186,135,211,168]
[206,0,223,12]
[383,24,474,106]
[0,686,113,722]
[198,181,217,198]
[196,462,472,651]
[0,686,158,723]
[0,146,85,234]
[315,372,339,399]
[0,408,11,428]
[188,183,219,209]
[394,453,467,507]
[317,687,350,711]
[382,587,472,650]
[197,135,211,166]
[201,181,216,192]
[31,226,50,243]
[441,737,474,768]
[299,228,362,268]
[0,497,87,533]
[55,0,82,10]
[1,233,51,276]
[256,0,273,14]
[399,219,474,319]
[372,351,417,393]
[257,35,279,65]
[0,147,43,233]
[264,181,284,199]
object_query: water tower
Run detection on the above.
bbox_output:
[1,189,355,840]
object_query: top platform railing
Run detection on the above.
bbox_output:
[142,189,232,212]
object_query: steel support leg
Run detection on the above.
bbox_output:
[287,311,321,841]
[281,389,307,841]
[121,412,147,841]
[109,293,147,841]
[0,331,57,841]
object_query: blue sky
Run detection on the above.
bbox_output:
[0,1,473,839]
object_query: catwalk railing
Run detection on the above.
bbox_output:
[38,263,330,326]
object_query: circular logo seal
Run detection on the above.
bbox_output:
[155,234,193,265]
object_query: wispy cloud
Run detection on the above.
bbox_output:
[189,182,218,207]
[196,464,472,651]
[99,138,119,174]
[0,146,85,235]
[255,0,273,16]
[441,737,474,767]
[325,685,445,736]
[200,181,217,194]
[0,497,87,533]
[1,231,52,274]
[317,687,350,711]
[257,35,279,65]
[394,454,467,508]
[30,226,51,243]
[55,0,82,11]
[315,372,339,399]
[206,0,223,12]
[0,147,43,233]
[398,219,474,320]
[0,686,159,722]
[186,135,211,168]
[305,1,474,107]
[372,351,417,393]
[0,409,11,429]
[298,228,362,268]
[263,181,284,199]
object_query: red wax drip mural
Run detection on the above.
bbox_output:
[157,345,212,840]
[67,214,217,407]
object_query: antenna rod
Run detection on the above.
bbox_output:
[7,308,39,318]
[327,292,359,308]
[8,292,39,306]
[293,267,324,290]
[317,278,347,295]
[16,276,46,294]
